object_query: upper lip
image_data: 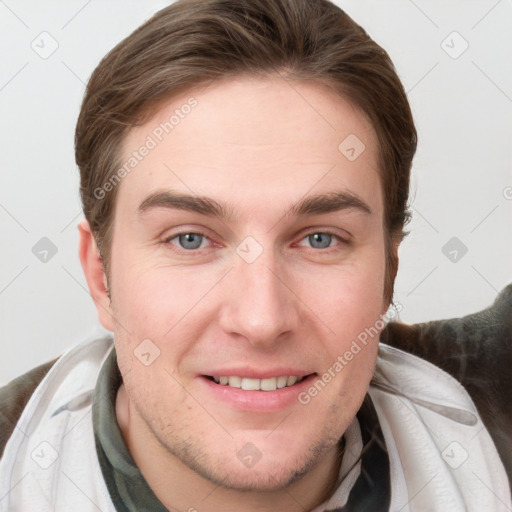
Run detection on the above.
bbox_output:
[201,367,315,379]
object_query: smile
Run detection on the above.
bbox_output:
[200,372,317,412]
[207,375,306,391]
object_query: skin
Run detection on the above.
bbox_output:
[79,74,397,512]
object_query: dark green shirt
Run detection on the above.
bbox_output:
[92,348,169,511]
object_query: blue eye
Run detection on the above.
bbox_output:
[169,233,208,250]
[162,229,346,255]
[307,233,333,249]
[298,231,345,250]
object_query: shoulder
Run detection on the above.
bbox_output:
[381,283,512,394]
[381,283,512,481]
[0,358,59,458]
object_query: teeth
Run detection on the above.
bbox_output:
[212,375,304,391]
[286,376,298,386]
[277,376,288,389]
[260,377,277,391]
[241,378,260,391]
[228,376,241,388]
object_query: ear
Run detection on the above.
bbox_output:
[381,234,401,316]
[78,219,115,332]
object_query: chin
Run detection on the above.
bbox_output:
[196,455,312,492]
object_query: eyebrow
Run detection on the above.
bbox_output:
[138,189,372,219]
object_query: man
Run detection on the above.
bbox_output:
[0,0,510,510]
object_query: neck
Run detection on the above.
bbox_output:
[115,383,343,512]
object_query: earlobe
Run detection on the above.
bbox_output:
[78,219,115,332]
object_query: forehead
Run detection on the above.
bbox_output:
[117,75,381,217]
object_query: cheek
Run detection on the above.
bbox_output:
[305,245,386,333]
[109,248,193,334]
[298,242,386,380]
[109,255,223,375]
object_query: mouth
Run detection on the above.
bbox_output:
[198,372,318,412]
[203,374,314,391]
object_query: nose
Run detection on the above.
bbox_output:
[218,245,299,348]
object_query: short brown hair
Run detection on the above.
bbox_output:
[75,0,417,304]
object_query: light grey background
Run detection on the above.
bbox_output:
[1,0,511,384]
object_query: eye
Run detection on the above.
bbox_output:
[297,231,346,250]
[165,232,211,251]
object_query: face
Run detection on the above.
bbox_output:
[104,75,389,491]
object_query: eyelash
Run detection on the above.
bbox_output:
[161,229,349,255]
[296,230,350,250]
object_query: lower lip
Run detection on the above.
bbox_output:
[198,374,317,412]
